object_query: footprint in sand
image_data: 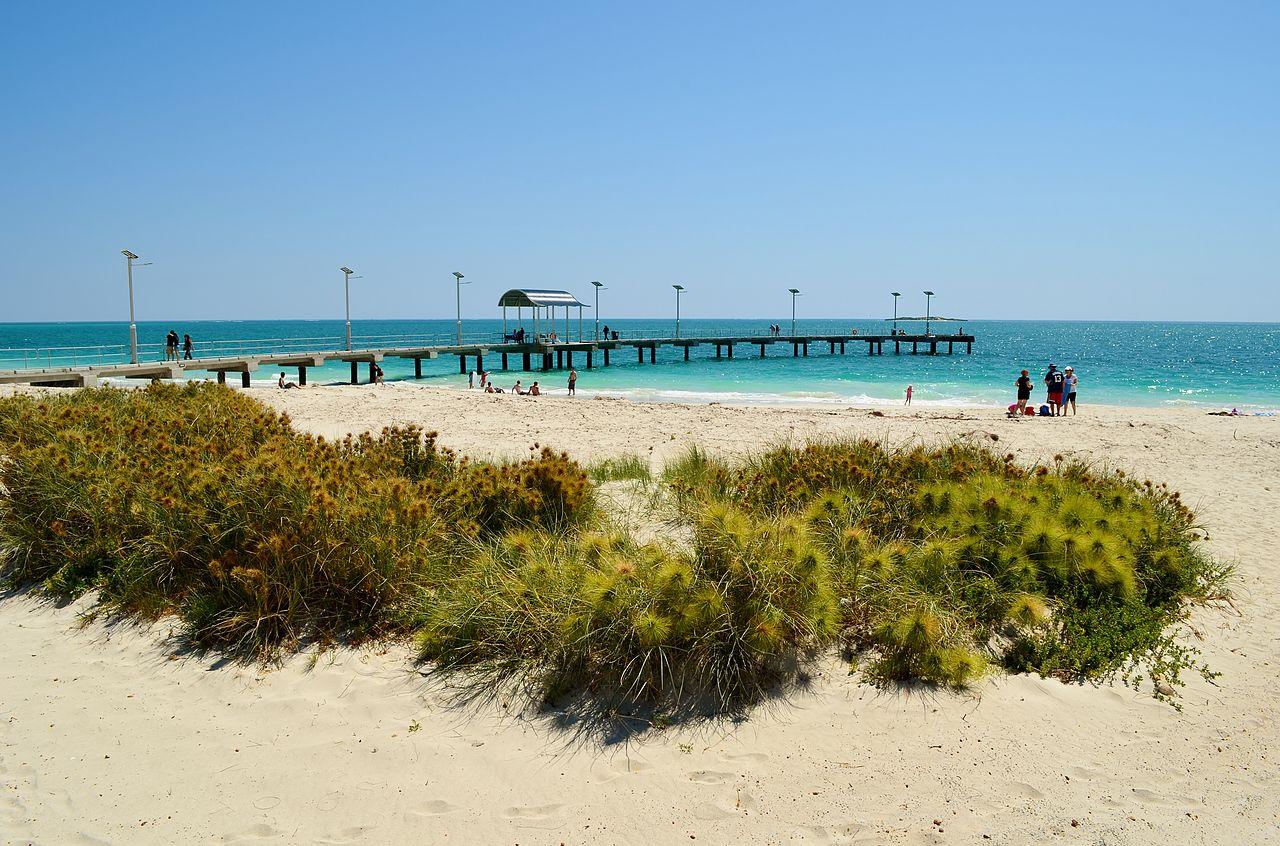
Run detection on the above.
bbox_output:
[404,799,461,820]
[721,751,769,764]
[222,822,282,843]
[1008,781,1045,799]
[588,758,653,783]
[789,822,867,845]
[687,770,736,784]
[502,803,566,829]
[314,826,375,845]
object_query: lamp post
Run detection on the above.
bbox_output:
[453,272,468,344]
[923,290,935,336]
[340,267,359,350]
[121,250,147,364]
[591,280,605,340]
[891,291,901,335]
[672,284,685,338]
[788,288,801,337]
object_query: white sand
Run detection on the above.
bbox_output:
[3,383,1279,845]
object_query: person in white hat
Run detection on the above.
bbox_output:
[1063,366,1078,416]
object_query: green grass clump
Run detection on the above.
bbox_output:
[587,454,653,483]
[418,503,838,708]
[0,384,591,655]
[670,438,1228,701]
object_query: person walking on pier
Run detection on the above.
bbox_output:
[182,334,194,360]
[1015,370,1032,415]
[164,330,179,361]
[568,367,578,396]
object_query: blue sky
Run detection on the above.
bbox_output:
[1,2,1277,322]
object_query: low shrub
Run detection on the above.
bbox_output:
[0,389,1226,709]
[419,502,839,708]
[671,438,1227,698]
[0,384,591,655]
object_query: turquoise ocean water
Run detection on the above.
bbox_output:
[2,319,1277,410]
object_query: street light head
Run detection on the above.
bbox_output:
[672,284,685,291]
[788,288,800,295]
[591,280,605,288]
[122,250,138,260]
[453,271,465,281]
[340,266,354,275]
[891,291,901,297]
[923,290,935,296]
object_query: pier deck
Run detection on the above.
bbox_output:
[0,333,974,387]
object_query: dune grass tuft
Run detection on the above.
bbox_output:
[587,454,653,483]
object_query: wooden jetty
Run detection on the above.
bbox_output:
[0,287,973,388]
[0,331,974,388]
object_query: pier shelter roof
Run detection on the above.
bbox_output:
[498,289,590,309]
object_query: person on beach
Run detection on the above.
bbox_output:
[165,330,179,361]
[1044,364,1064,415]
[182,334,194,360]
[905,385,913,405]
[568,368,578,396]
[373,364,384,385]
[485,382,497,393]
[529,381,541,396]
[277,372,300,390]
[468,370,475,389]
[513,380,525,395]
[1015,369,1032,414]
[1063,366,1078,415]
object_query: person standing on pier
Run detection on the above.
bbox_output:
[568,367,578,397]
[182,334,194,360]
[165,330,179,361]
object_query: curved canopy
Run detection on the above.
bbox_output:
[498,288,590,308]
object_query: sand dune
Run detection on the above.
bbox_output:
[3,383,1278,844]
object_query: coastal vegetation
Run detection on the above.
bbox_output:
[0,384,1228,711]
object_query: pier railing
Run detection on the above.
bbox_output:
[0,330,511,371]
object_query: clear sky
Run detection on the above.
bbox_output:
[2,2,1277,323]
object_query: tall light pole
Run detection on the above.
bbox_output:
[122,250,143,363]
[672,284,685,338]
[923,290,935,336]
[891,291,901,335]
[453,272,468,344]
[591,280,606,340]
[788,288,801,337]
[340,267,359,350]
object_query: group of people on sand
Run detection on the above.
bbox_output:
[163,330,195,361]
[1012,363,1078,417]
[473,368,577,397]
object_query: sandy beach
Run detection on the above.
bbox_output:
[3,383,1278,845]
